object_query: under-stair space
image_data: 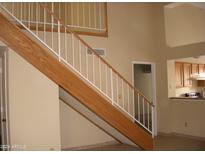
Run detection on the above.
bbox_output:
[0,2,155,150]
[59,88,138,149]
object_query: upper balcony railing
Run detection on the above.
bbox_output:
[3,2,108,37]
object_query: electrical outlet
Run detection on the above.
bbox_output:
[49,148,54,151]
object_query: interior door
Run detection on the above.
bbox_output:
[133,63,156,135]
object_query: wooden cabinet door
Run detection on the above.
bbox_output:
[183,63,192,87]
[175,62,184,87]
[199,64,205,74]
[191,64,198,75]
[198,80,205,87]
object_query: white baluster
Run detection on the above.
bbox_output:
[58,3,60,19]
[88,3,91,27]
[65,3,67,26]
[122,79,124,108]
[105,64,108,95]
[36,2,39,36]
[142,98,145,125]
[77,3,79,26]
[147,103,150,130]
[58,20,61,61]
[31,3,33,25]
[127,84,130,113]
[116,74,118,104]
[94,3,97,28]
[71,3,73,25]
[65,27,67,61]
[28,2,30,29]
[93,53,95,84]
[51,3,54,49]
[110,69,114,105]
[99,58,102,90]
[79,40,81,73]
[138,93,140,122]
[151,106,154,138]
[99,3,102,29]
[43,3,46,42]
[72,34,75,66]
[20,2,22,21]
[132,89,135,119]
[86,47,88,79]
[82,3,85,27]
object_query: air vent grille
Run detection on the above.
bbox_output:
[87,48,106,57]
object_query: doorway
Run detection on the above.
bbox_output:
[0,46,9,150]
[132,61,157,136]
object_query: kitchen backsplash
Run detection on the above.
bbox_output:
[175,80,205,97]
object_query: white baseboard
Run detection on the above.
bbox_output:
[62,140,119,151]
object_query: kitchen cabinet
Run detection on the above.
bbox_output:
[175,62,205,88]
[191,64,198,74]
[198,80,205,87]
[198,64,205,74]
[175,62,184,87]
[183,63,192,87]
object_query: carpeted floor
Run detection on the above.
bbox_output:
[154,134,205,151]
[81,134,205,151]
[82,144,140,151]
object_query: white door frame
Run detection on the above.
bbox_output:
[132,61,157,136]
[0,47,10,150]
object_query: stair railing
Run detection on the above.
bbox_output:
[0,2,155,136]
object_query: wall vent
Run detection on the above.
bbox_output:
[87,48,106,57]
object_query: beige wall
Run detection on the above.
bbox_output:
[155,3,205,137]
[171,100,205,137]
[2,40,117,150]
[80,3,159,118]
[59,100,115,149]
[8,50,61,150]
[164,4,205,47]
[81,3,158,82]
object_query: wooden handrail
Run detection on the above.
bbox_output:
[40,3,154,107]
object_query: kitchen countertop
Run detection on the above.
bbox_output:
[169,97,205,101]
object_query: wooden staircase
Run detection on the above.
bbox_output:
[0,3,154,150]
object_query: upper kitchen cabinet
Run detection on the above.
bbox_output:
[198,64,205,74]
[183,63,192,87]
[191,64,198,74]
[175,62,184,88]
